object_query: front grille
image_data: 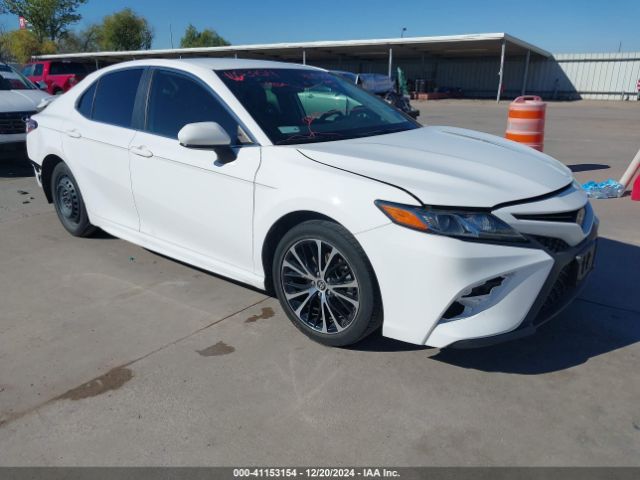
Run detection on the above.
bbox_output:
[514,209,583,223]
[536,262,578,324]
[0,111,34,135]
[531,235,570,253]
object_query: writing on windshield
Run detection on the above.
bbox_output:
[218,68,418,145]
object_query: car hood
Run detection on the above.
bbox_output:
[297,126,573,208]
[0,90,51,113]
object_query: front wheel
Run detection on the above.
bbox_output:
[273,220,382,347]
[51,162,96,237]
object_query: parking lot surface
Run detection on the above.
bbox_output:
[0,100,638,466]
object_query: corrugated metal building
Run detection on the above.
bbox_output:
[33,33,640,101]
[530,52,640,100]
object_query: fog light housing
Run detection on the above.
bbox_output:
[439,276,507,323]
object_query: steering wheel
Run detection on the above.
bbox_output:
[348,105,376,121]
[318,109,345,123]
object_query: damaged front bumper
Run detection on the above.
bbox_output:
[356,210,598,348]
[449,223,598,348]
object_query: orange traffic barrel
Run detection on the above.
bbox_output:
[505,95,546,151]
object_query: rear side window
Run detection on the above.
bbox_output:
[145,69,239,142]
[76,82,97,118]
[92,69,143,128]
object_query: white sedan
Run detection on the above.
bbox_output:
[26,58,597,348]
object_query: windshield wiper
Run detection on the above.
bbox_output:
[350,126,412,139]
[276,132,344,145]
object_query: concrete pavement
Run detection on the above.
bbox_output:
[0,101,638,466]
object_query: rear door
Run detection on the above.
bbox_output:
[61,68,144,231]
[129,68,260,273]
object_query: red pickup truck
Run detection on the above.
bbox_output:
[21,60,93,95]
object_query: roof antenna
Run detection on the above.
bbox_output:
[170,23,174,49]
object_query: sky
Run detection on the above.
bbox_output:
[1,0,640,54]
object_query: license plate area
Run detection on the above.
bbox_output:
[575,242,596,282]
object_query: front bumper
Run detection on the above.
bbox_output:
[0,140,27,159]
[449,224,598,348]
[0,133,27,144]
[356,209,598,348]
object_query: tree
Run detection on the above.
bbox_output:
[2,28,56,63]
[98,8,153,51]
[0,24,10,62]
[180,24,229,48]
[0,0,87,41]
[57,23,99,53]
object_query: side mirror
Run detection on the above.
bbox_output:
[36,81,47,91]
[178,122,231,149]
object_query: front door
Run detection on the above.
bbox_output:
[129,68,260,274]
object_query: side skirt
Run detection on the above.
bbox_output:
[92,214,266,291]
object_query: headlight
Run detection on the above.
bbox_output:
[375,200,527,242]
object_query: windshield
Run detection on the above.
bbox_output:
[0,67,36,91]
[217,68,419,145]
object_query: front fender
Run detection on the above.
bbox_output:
[253,146,418,277]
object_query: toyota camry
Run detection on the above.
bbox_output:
[26,58,597,348]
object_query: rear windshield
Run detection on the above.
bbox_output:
[217,68,418,145]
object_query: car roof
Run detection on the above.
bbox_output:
[101,57,322,72]
[182,57,320,71]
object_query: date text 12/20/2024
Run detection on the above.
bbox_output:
[233,469,400,478]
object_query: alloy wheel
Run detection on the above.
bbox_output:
[280,239,360,334]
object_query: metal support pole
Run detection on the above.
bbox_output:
[388,47,393,78]
[302,50,306,65]
[496,39,506,102]
[521,49,530,96]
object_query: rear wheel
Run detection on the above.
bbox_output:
[51,162,96,237]
[273,220,381,346]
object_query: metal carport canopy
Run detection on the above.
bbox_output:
[33,32,550,62]
[33,33,551,101]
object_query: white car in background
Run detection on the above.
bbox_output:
[1,63,51,157]
[26,58,597,348]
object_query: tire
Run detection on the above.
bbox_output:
[51,162,96,237]
[272,220,382,347]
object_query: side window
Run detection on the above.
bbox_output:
[92,69,143,128]
[49,62,62,75]
[34,64,43,76]
[21,65,34,77]
[76,82,97,118]
[146,69,239,142]
[50,62,87,75]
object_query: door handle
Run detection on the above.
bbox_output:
[65,129,81,138]
[129,146,153,158]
